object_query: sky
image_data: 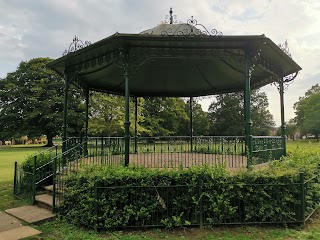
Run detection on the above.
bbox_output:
[1,0,319,126]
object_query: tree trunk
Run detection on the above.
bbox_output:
[44,130,54,147]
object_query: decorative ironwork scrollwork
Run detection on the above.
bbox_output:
[187,16,223,36]
[278,39,291,58]
[160,16,223,36]
[149,8,223,36]
[63,36,91,56]
[273,40,299,92]
[248,48,262,77]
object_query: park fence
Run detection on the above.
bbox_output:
[57,170,320,230]
[13,135,287,221]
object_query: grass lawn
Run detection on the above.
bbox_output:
[0,140,319,239]
[0,144,50,182]
[22,210,320,239]
[286,139,320,151]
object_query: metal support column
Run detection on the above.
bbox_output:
[279,79,287,156]
[85,88,89,156]
[124,59,131,166]
[62,73,69,162]
[134,97,138,154]
[244,51,253,168]
[189,97,193,152]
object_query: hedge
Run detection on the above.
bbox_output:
[59,146,320,229]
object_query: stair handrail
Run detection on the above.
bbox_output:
[52,141,87,211]
[31,137,83,204]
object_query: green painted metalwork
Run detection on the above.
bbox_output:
[189,97,193,152]
[85,88,89,156]
[300,172,306,224]
[52,154,56,212]
[47,35,301,98]
[124,53,130,166]
[279,79,287,156]
[13,162,17,195]
[13,163,33,202]
[252,136,283,163]
[94,179,98,231]
[134,97,138,154]
[244,50,253,168]
[128,136,246,168]
[62,74,69,163]
[32,156,37,204]
[63,36,91,56]
[198,174,203,229]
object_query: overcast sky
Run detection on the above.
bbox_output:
[1,0,319,126]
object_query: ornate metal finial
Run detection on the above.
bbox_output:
[164,7,177,24]
[169,7,173,24]
[63,35,91,56]
[278,39,292,58]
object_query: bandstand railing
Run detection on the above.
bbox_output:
[252,136,284,164]
[13,135,284,208]
[129,136,247,168]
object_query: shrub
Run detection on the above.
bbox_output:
[59,154,320,229]
[22,151,57,188]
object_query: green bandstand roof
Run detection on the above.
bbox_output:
[47,23,301,97]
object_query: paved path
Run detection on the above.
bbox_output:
[0,205,55,239]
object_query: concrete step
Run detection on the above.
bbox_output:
[0,225,41,240]
[45,185,64,195]
[35,193,61,211]
[5,205,55,225]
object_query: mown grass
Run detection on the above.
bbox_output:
[1,140,320,239]
[0,181,30,211]
[0,145,50,182]
[23,212,320,240]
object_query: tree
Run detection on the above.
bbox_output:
[208,90,275,136]
[277,119,298,140]
[0,58,85,146]
[208,93,244,136]
[88,93,148,136]
[141,97,189,136]
[294,85,320,140]
[89,93,125,136]
[185,99,210,136]
[251,91,275,135]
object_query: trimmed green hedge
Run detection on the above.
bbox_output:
[58,146,320,229]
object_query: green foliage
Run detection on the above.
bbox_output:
[21,151,56,187]
[60,149,320,229]
[186,99,210,136]
[208,90,275,136]
[0,58,85,145]
[89,93,149,136]
[294,84,320,139]
[277,119,298,140]
[141,97,189,136]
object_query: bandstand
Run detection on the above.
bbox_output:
[47,8,301,169]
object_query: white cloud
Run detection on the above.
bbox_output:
[0,0,319,126]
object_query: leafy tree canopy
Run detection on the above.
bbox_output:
[141,97,189,136]
[208,90,275,136]
[0,58,85,146]
[185,99,210,136]
[88,93,148,136]
[294,84,320,139]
